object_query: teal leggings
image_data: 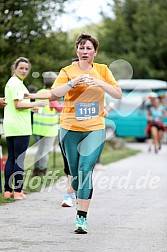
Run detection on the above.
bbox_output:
[60,128,105,199]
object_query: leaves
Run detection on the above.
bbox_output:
[97,0,167,80]
[0,0,167,102]
[0,0,70,96]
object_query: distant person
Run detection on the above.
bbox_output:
[32,71,63,176]
[145,92,158,152]
[27,33,122,234]
[3,57,47,200]
[145,95,166,153]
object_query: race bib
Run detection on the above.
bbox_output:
[75,102,99,120]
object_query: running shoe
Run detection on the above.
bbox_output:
[75,215,87,234]
[14,191,26,200]
[4,191,13,199]
[61,193,73,207]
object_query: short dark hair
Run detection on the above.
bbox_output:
[28,85,37,93]
[42,71,57,87]
[75,33,99,51]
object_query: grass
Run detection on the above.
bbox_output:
[101,140,139,164]
[0,151,65,204]
[0,140,140,204]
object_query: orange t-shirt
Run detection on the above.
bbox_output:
[52,62,119,132]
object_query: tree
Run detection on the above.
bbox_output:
[26,31,75,87]
[132,0,167,79]
[0,0,68,94]
[97,0,167,80]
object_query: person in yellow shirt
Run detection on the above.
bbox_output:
[3,57,47,200]
[28,33,122,234]
[32,72,61,176]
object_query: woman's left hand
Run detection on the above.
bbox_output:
[83,77,99,87]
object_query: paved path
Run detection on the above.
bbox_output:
[0,143,167,252]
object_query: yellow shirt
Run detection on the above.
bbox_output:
[52,62,119,132]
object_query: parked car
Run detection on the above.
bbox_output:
[105,79,167,141]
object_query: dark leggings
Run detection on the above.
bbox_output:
[4,136,30,192]
[60,128,105,200]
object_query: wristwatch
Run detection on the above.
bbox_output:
[67,80,74,88]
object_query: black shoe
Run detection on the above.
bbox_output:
[40,168,47,176]
[32,168,43,176]
[75,227,87,234]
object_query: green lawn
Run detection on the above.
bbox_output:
[0,140,139,204]
[101,141,139,164]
